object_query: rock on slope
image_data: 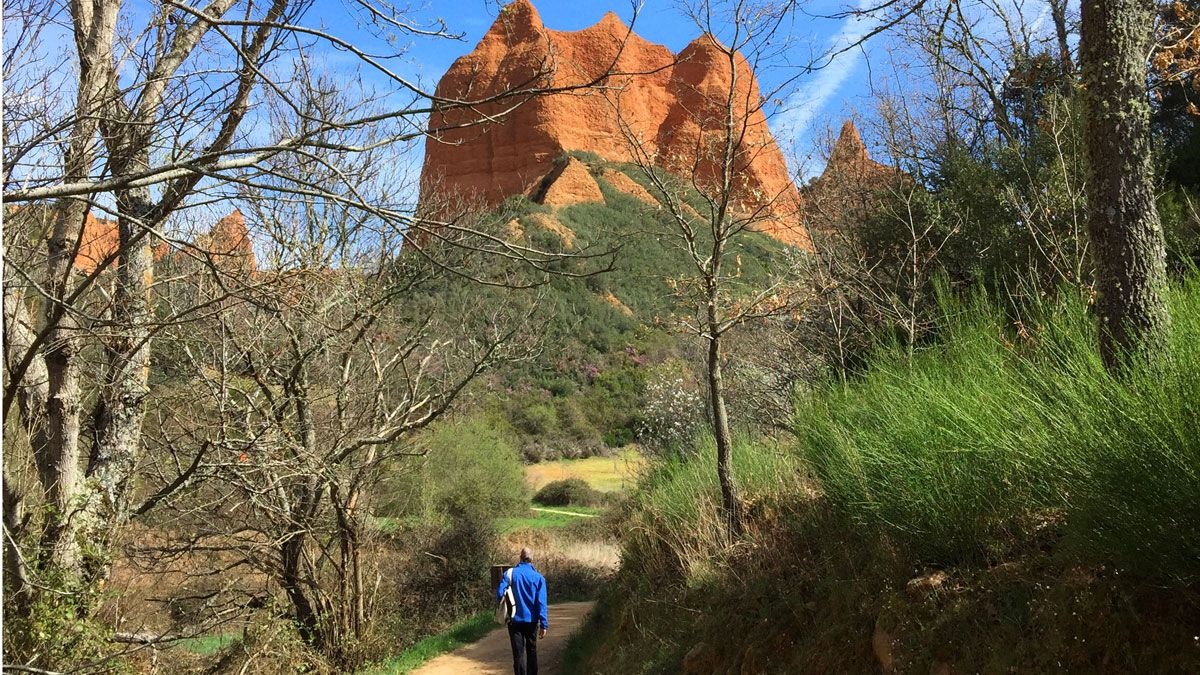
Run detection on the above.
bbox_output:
[420,0,809,248]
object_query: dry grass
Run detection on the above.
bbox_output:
[523,448,645,493]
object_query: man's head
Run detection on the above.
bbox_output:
[519,547,533,563]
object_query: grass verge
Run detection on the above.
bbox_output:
[796,279,1200,575]
[365,611,494,674]
[171,633,238,656]
[568,276,1200,673]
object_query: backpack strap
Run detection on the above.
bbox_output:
[506,568,513,583]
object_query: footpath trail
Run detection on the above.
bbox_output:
[412,601,595,675]
[529,506,598,518]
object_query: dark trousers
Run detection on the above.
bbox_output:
[508,621,538,675]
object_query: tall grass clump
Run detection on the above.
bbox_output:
[620,436,801,585]
[796,276,1200,579]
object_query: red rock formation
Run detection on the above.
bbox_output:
[74,209,254,273]
[421,0,808,248]
[598,168,656,206]
[532,157,604,206]
[196,209,256,272]
[523,211,575,249]
[803,120,904,237]
[74,214,120,273]
[817,120,894,186]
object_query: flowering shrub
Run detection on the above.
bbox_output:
[638,363,705,454]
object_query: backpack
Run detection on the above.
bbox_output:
[494,568,516,625]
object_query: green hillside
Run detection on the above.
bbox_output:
[435,153,794,459]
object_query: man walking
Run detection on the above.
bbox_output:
[496,547,548,675]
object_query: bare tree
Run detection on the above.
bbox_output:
[89,78,543,667]
[2,0,632,666]
[612,0,814,535]
[147,230,533,665]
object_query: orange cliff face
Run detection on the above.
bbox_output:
[74,209,255,274]
[802,120,905,238]
[420,0,809,248]
[194,209,256,272]
[75,214,121,273]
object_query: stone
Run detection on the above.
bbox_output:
[74,213,120,273]
[873,621,895,673]
[598,168,657,206]
[75,209,254,274]
[602,291,633,316]
[802,120,904,239]
[906,570,949,600]
[420,0,809,248]
[196,209,255,271]
[534,157,604,206]
[523,212,575,249]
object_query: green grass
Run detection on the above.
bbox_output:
[795,277,1200,576]
[532,504,602,515]
[497,505,602,533]
[568,276,1200,675]
[171,633,238,656]
[620,436,804,584]
[365,611,495,674]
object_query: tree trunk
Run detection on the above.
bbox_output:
[85,182,155,579]
[3,472,30,598]
[39,207,89,573]
[705,316,743,536]
[1080,0,1171,369]
[280,532,322,649]
[24,0,122,578]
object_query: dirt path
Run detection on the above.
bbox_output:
[412,601,594,675]
[529,506,598,518]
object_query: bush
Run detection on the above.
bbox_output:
[426,502,502,609]
[638,360,704,454]
[602,428,633,448]
[580,364,645,443]
[795,277,1200,577]
[378,414,527,521]
[2,569,112,672]
[513,403,558,436]
[533,478,610,508]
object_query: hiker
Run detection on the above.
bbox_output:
[496,546,548,675]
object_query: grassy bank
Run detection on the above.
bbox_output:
[797,278,1200,576]
[568,277,1200,673]
[365,611,494,674]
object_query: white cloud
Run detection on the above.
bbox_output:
[775,0,875,160]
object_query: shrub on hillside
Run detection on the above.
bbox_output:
[638,360,704,454]
[533,478,610,508]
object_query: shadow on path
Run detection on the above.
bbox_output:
[412,601,594,675]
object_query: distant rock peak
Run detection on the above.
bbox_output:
[831,120,869,165]
[75,209,255,273]
[421,1,891,251]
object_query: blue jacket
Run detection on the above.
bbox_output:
[496,562,548,629]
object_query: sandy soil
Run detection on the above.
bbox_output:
[411,601,595,675]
